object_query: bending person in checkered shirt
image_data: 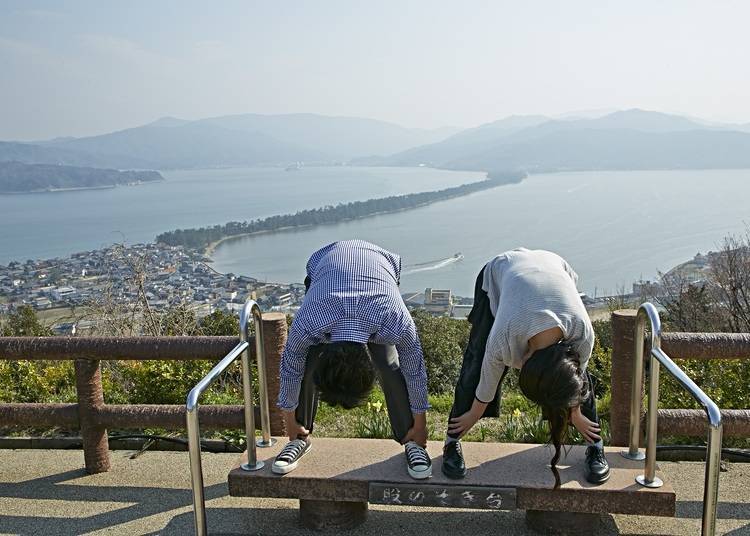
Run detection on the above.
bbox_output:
[273,240,431,480]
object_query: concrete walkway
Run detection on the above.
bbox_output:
[0,449,748,535]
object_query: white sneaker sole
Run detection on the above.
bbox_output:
[272,444,312,475]
[408,464,432,480]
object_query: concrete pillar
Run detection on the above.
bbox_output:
[526,510,603,535]
[261,312,288,437]
[299,499,368,531]
[609,310,642,448]
[74,359,110,473]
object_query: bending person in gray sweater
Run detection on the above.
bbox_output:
[442,248,609,488]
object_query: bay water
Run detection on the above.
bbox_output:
[2,166,747,297]
[0,166,483,263]
[210,169,750,296]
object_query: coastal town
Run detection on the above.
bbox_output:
[0,241,681,333]
[0,242,307,333]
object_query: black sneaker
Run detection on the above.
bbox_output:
[584,445,610,484]
[272,439,311,475]
[441,440,467,479]
[404,441,432,479]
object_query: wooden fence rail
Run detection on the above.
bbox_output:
[0,313,288,473]
[609,309,750,446]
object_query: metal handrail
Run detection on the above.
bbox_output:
[186,299,275,536]
[621,302,723,536]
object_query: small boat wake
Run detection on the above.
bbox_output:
[403,253,464,274]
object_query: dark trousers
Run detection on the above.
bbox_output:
[295,343,414,443]
[447,268,600,439]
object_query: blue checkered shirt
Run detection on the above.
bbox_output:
[277,240,429,414]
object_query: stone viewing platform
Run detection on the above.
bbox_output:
[229,438,676,532]
[2,306,750,534]
[1,448,749,535]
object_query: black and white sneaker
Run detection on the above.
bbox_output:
[272,439,312,475]
[404,441,432,479]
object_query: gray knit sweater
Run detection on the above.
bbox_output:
[475,248,594,403]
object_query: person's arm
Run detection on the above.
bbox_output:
[393,319,429,415]
[569,321,600,442]
[278,319,318,440]
[382,315,429,446]
[447,397,489,438]
[572,320,594,374]
[448,329,504,438]
[277,319,315,413]
[475,329,506,404]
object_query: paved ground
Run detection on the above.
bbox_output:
[0,449,748,535]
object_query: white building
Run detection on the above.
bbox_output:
[52,286,77,301]
[424,288,453,315]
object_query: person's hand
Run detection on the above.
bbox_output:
[448,398,488,438]
[569,405,601,443]
[448,410,481,438]
[283,410,309,441]
[402,412,428,447]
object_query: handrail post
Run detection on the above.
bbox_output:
[620,309,646,460]
[187,297,276,535]
[239,300,271,470]
[245,302,275,448]
[636,348,663,488]
[186,400,207,536]
[703,420,723,536]
[635,303,664,486]
[630,302,723,536]
[186,341,250,536]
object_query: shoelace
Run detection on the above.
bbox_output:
[405,443,430,466]
[587,447,605,464]
[278,439,307,462]
[450,441,463,456]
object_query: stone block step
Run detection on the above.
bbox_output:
[228,438,675,517]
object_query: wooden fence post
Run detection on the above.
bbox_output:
[74,359,110,473]
[261,312,288,437]
[609,310,643,448]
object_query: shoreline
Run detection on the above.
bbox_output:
[0,179,163,195]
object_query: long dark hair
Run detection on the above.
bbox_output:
[518,342,588,489]
[313,342,376,409]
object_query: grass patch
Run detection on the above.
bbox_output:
[310,387,611,446]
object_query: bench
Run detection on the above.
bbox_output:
[228,437,675,533]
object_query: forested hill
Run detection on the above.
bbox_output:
[156,171,521,250]
[0,161,164,193]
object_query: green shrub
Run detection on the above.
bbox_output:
[4,306,750,445]
[0,360,76,403]
[1,305,53,336]
[352,400,392,439]
[592,319,613,352]
[200,309,240,336]
[412,309,469,394]
[428,392,455,413]
[498,408,546,443]
[659,359,750,410]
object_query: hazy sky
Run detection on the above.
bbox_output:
[2,1,749,140]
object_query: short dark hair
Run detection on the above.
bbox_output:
[313,342,375,409]
[518,342,588,489]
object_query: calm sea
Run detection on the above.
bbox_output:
[210,169,750,296]
[0,166,484,263]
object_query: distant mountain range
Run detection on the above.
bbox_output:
[369,109,750,172]
[2,109,750,173]
[0,113,458,170]
[0,161,163,193]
